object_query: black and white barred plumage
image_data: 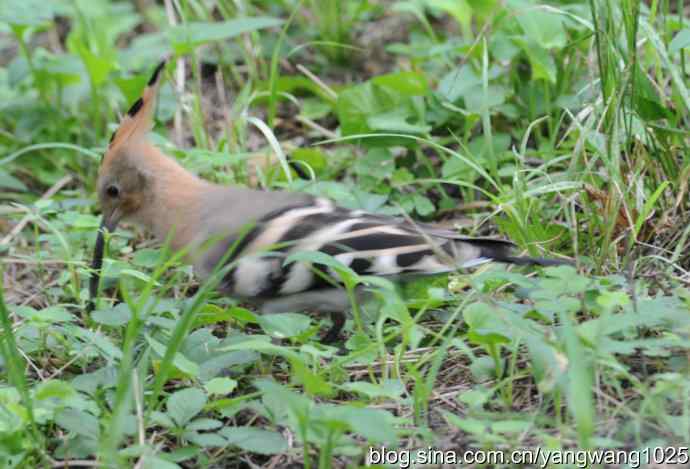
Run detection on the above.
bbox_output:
[195,196,566,312]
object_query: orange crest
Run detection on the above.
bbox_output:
[103,60,167,165]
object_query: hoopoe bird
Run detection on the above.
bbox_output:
[92,60,570,343]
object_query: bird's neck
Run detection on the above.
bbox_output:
[136,147,213,251]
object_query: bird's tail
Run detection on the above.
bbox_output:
[458,238,574,267]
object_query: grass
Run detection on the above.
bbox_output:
[1,0,690,467]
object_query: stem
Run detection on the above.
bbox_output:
[345,281,364,335]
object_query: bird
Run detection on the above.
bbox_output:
[91,59,571,343]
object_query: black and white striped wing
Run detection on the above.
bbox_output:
[210,198,509,299]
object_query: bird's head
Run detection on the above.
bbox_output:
[97,60,166,232]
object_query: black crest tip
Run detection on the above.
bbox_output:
[148,60,166,86]
[127,97,144,117]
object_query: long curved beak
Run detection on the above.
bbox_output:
[103,206,122,232]
[87,209,121,312]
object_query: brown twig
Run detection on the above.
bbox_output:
[296,64,337,100]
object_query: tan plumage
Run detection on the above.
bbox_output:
[92,59,571,343]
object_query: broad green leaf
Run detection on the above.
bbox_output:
[72,42,113,86]
[151,410,175,428]
[299,98,332,120]
[595,290,630,313]
[341,379,405,400]
[55,408,99,438]
[71,366,118,395]
[437,64,481,102]
[186,418,223,432]
[162,446,200,463]
[256,313,312,338]
[511,0,567,49]
[14,306,74,324]
[442,156,479,183]
[516,40,557,83]
[296,181,390,212]
[132,248,162,268]
[337,82,389,136]
[114,73,149,105]
[336,79,428,143]
[533,265,589,297]
[633,65,670,120]
[413,194,435,216]
[204,378,237,396]
[0,404,24,434]
[457,389,490,409]
[220,427,288,455]
[463,302,511,345]
[371,71,429,96]
[186,431,227,447]
[367,108,431,134]
[464,84,509,111]
[0,170,27,191]
[491,420,532,434]
[468,132,511,159]
[61,212,101,230]
[290,148,328,175]
[120,269,157,284]
[526,338,566,393]
[142,456,181,469]
[563,314,594,447]
[167,388,207,427]
[290,358,334,397]
[669,29,690,54]
[354,148,396,180]
[119,32,171,71]
[391,1,428,24]
[255,379,312,423]
[443,412,487,434]
[264,75,335,104]
[490,30,520,61]
[467,0,498,18]
[34,380,76,402]
[427,0,472,32]
[0,0,53,26]
[193,305,256,328]
[91,303,131,327]
[320,405,398,443]
[225,306,258,323]
[147,335,200,378]
[35,53,87,89]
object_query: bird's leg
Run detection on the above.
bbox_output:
[321,311,345,344]
[259,288,351,344]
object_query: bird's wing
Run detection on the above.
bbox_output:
[198,197,564,300]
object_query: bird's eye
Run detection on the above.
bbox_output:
[106,185,120,198]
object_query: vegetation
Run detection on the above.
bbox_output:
[1,0,689,467]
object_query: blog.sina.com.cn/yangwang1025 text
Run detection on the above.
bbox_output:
[366,445,690,468]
